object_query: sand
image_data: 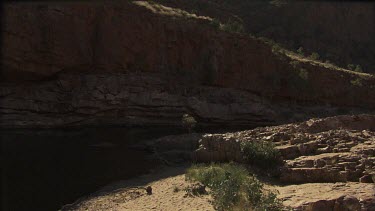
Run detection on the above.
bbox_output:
[63,167,214,211]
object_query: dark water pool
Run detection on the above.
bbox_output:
[1,127,183,211]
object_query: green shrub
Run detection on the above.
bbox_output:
[354,65,363,73]
[257,37,276,45]
[272,43,283,54]
[220,19,245,34]
[289,60,300,68]
[297,47,304,56]
[309,52,320,60]
[240,141,282,168]
[181,114,197,133]
[210,19,221,29]
[325,60,333,65]
[347,64,355,70]
[257,38,285,55]
[298,68,309,80]
[348,64,363,73]
[350,78,363,87]
[184,183,207,196]
[186,163,283,211]
[186,164,227,189]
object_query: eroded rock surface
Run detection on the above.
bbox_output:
[190,114,375,210]
[276,183,374,211]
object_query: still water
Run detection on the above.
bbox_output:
[1,127,183,211]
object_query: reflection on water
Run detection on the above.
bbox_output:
[1,127,182,211]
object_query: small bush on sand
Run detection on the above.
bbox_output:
[184,183,207,196]
[240,141,282,168]
[186,163,283,211]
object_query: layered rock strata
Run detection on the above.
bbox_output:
[1,2,375,128]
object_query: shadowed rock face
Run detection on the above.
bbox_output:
[244,1,375,73]
[1,2,375,128]
[157,0,375,73]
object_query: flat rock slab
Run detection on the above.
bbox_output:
[275,182,375,210]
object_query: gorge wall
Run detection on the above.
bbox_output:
[1,1,374,128]
[158,0,375,73]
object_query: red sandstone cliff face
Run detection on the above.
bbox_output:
[158,0,375,73]
[1,1,374,128]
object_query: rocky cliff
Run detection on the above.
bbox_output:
[1,1,375,128]
[153,114,375,210]
[194,114,375,183]
[157,0,375,73]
